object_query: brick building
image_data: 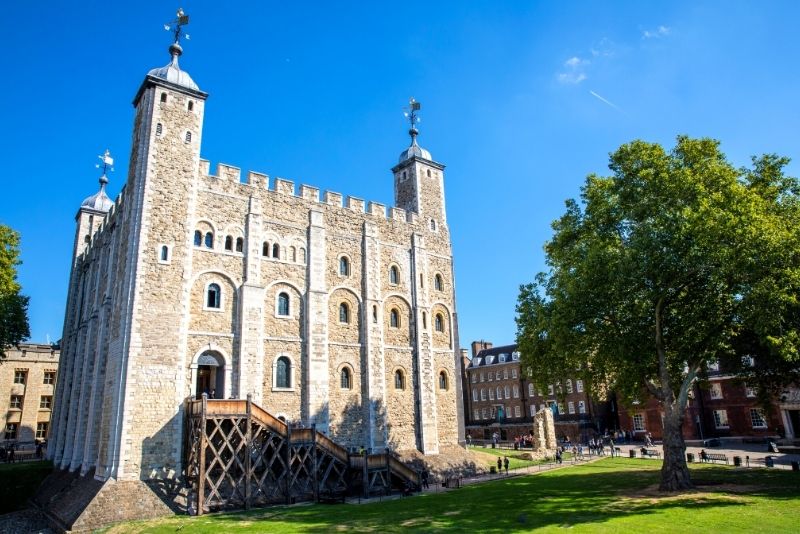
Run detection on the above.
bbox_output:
[462,341,606,442]
[618,357,790,442]
[1,343,60,445]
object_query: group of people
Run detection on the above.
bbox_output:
[0,440,45,463]
[496,456,510,474]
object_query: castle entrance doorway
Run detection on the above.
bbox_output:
[195,351,225,399]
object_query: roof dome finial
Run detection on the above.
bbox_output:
[81,150,115,213]
[147,8,199,91]
[399,97,431,163]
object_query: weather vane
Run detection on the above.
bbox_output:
[164,8,190,44]
[403,97,422,131]
[95,149,114,183]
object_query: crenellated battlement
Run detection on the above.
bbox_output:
[199,159,421,225]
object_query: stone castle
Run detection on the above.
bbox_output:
[49,26,464,487]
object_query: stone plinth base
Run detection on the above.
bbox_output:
[32,469,186,532]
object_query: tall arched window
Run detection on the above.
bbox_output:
[277,292,290,316]
[206,283,221,309]
[394,370,405,390]
[439,371,448,390]
[160,245,169,261]
[389,265,399,285]
[272,243,280,259]
[194,230,202,247]
[339,302,350,324]
[185,131,192,143]
[290,246,296,262]
[160,92,167,103]
[204,232,214,249]
[434,274,443,291]
[435,313,444,332]
[235,237,244,253]
[340,367,351,389]
[496,386,502,399]
[339,256,350,276]
[156,123,163,136]
[390,308,400,328]
[262,242,270,256]
[275,356,291,388]
[224,236,233,251]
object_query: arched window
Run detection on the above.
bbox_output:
[272,243,280,259]
[224,236,233,251]
[194,230,202,247]
[566,379,573,394]
[439,371,448,390]
[339,256,350,276]
[426,169,431,177]
[496,386,502,399]
[390,308,400,328]
[339,302,350,324]
[188,100,194,111]
[290,246,296,262]
[505,385,510,398]
[160,245,169,261]
[275,356,291,388]
[160,92,167,103]
[528,383,535,397]
[435,313,444,332]
[204,232,214,249]
[185,131,192,143]
[235,237,244,253]
[473,389,478,402]
[372,305,377,323]
[156,123,163,136]
[389,265,399,285]
[206,283,221,309]
[434,274,443,291]
[277,292,290,316]
[262,242,270,256]
[300,248,306,263]
[340,367,352,389]
[394,370,405,390]
[430,219,437,231]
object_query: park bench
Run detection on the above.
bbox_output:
[318,488,347,504]
[701,453,728,464]
[640,448,661,459]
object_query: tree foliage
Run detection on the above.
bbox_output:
[516,136,800,490]
[0,225,30,358]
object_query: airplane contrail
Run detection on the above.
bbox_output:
[589,90,624,113]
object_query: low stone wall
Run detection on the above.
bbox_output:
[396,445,488,480]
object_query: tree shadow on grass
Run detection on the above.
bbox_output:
[190,458,797,533]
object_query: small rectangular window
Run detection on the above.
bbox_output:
[36,422,49,439]
[632,413,645,431]
[40,395,53,409]
[709,383,723,399]
[10,395,23,409]
[713,409,729,428]
[514,405,521,418]
[750,408,767,428]
[568,401,575,414]
[14,370,27,384]
[576,380,584,393]
[43,371,55,385]
[5,423,18,440]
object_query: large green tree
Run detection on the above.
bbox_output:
[0,225,30,358]
[516,136,800,491]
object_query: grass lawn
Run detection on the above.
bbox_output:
[102,458,800,533]
[0,461,53,514]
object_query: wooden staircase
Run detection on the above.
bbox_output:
[184,395,420,514]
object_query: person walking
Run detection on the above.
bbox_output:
[497,456,502,474]
[503,456,509,475]
[421,467,430,489]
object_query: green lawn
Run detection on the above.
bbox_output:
[103,458,800,533]
[469,445,570,470]
[0,461,53,514]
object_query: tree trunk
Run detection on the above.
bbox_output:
[659,404,693,491]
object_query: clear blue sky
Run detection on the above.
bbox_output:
[1,1,798,348]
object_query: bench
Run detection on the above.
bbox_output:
[318,488,347,504]
[701,453,728,464]
[640,449,661,459]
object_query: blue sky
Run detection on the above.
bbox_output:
[1,1,798,349]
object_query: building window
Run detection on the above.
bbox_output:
[160,245,169,261]
[10,395,23,409]
[578,401,586,414]
[489,388,495,400]
[262,242,270,256]
[372,305,377,323]
[480,388,486,401]
[528,383,534,397]
[502,385,509,399]
[471,373,476,384]
[36,422,48,439]
[745,383,757,398]
[206,283,221,309]
[473,389,478,402]
[566,380,573,394]
[339,302,350,324]
[422,312,427,329]
[568,401,575,414]
[300,248,306,263]
[496,370,501,380]
[548,384,554,396]
[160,92,167,103]
[632,413,645,431]
[235,237,244,253]
[340,367,352,389]
[339,256,350,276]
[434,274,444,291]
[576,380,584,393]
[14,370,27,385]
[439,371,448,390]
[389,308,400,328]
[513,385,519,398]
[394,370,405,390]
[557,403,565,415]
[482,407,488,419]
[742,355,755,367]
[512,368,517,379]
[530,404,536,416]
[488,372,493,382]
[40,395,52,409]
[430,219,437,231]
[156,122,163,136]
[194,230,202,247]
[225,236,233,251]
[43,371,55,385]
[474,409,480,421]
[713,409,729,428]
[480,372,485,382]
[710,383,723,399]
[5,423,18,440]
[750,408,767,429]
[272,243,280,259]
[185,131,192,143]
[290,247,296,262]
[503,368,508,379]
[514,405,521,418]
[434,313,444,332]
[188,100,194,111]
[708,360,720,372]
[204,232,214,248]
[275,356,292,389]
[277,292,290,317]
[389,265,400,285]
